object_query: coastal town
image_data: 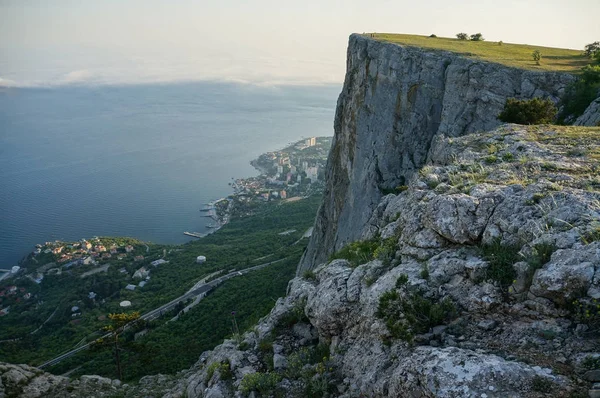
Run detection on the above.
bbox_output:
[0,136,331,333]
[216,136,332,219]
[0,237,161,318]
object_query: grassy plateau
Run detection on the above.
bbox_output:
[369,33,588,73]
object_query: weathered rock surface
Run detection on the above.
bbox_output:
[299,34,574,273]
[575,95,600,126]
[4,36,599,398]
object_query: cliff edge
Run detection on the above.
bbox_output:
[299,33,575,274]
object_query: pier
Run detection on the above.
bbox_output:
[183,231,207,238]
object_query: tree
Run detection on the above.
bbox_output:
[456,33,469,40]
[101,311,141,380]
[497,97,557,125]
[532,50,542,65]
[470,33,484,41]
[584,41,600,58]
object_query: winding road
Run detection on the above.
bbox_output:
[38,257,286,369]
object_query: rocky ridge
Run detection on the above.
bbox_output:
[299,34,577,273]
[13,124,594,397]
[3,36,600,398]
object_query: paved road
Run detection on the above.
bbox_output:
[38,257,286,369]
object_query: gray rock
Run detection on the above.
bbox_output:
[585,370,600,382]
[273,353,288,370]
[574,96,600,126]
[299,34,573,274]
[478,319,498,331]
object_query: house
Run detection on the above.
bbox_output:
[196,256,206,264]
[94,245,106,253]
[52,246,64,255]
[82,256,95,266]
[134,255,144,262]
[88,292,97,300]
[82,241,92,250]
[133,267,149,279]
[125,245,134,253]
[150,259,167,266]
[125,284,136,291]
[110,248,118,254]
[138,281,147,288]
[101,252,111,259]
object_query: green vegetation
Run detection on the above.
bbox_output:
[582,355,600,370]
[558,65,600,122]
[329,236,398,268]
[497,97,557,125]
[240,372,281,397]
[206,360,232,382]
[532,50,542,65]
[0,196,321,381]
[369,33,588,72]
[376,287,456,343]
[470,33,484,42]
[329,239,379,268]
[478,240,521,289]
[531,375,555,393]
[570,297,600,335]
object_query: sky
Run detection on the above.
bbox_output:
[1,0,599,87]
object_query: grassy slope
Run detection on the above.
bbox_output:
[370,33,588,73]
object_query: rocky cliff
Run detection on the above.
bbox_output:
[299,34,575,274]
[3,35,600,398]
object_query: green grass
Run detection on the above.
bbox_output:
[369,33,588,73]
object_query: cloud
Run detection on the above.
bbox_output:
[58,69,95,84]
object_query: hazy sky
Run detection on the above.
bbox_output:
[1,0,599,87]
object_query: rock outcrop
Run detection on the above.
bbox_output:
[4,35,600,398]
[154,125,600,398]
[575,95,600,127]
[299,34,574,273]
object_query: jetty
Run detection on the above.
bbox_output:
[183,232,207,238]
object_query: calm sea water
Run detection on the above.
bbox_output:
[0,82,339,267]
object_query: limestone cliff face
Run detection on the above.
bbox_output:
[299,34,574,273]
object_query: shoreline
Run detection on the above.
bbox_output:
[5,136,331,269]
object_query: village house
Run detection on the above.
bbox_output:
[52,246,64,255]
[134,255,144,262]
[125,245,134,253]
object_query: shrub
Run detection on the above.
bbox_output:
[303,270,317,281]
[429,34,437,38]
[570,297,600,334]
[497,97,557,125]
[329,239,379,267]
[395,274,409,288]
[376,288,457,342]
[532,50,541,65]
[456,33,469,41]
[420,265,430,280]
[582,355,600,370]
[479,240,521,289]
[331,235,399,268]
[373,236,398,266]
[531,375,554,393]
[470,33,484,41]
[205,360,231,383]
[559,65,600,121]
[584,41,600,58]
[240,372,281,396]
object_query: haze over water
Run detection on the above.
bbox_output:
[0,82,339,268]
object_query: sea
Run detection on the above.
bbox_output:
[0,81,339,268]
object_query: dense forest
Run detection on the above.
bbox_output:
[0,195,321,380]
